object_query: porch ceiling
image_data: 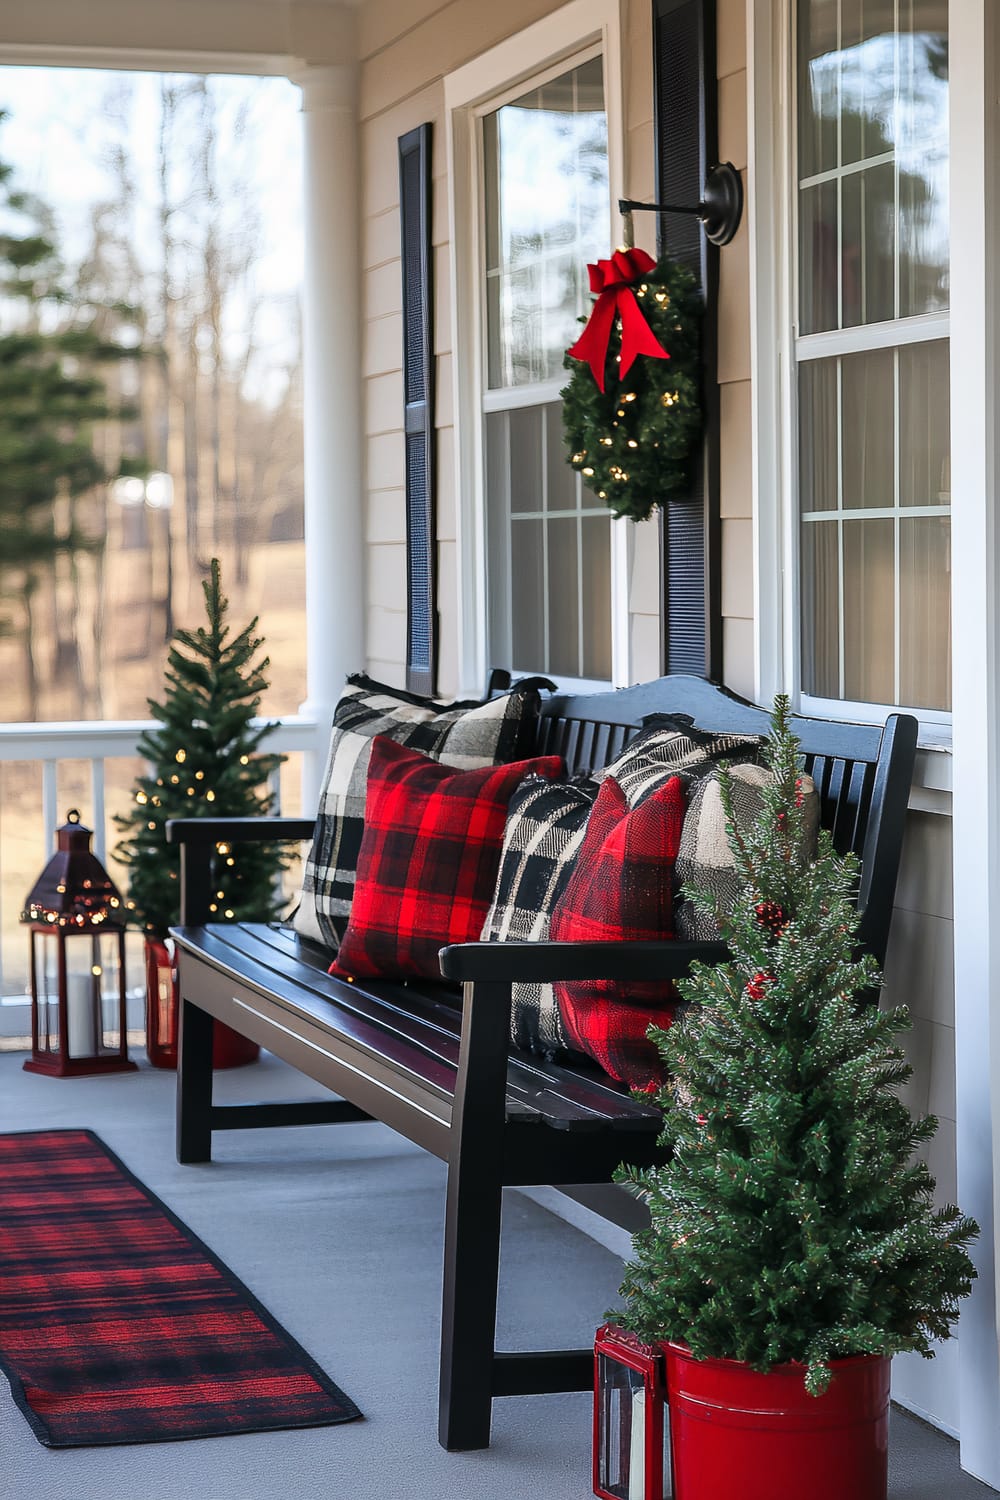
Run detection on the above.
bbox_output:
[0,0,365,74]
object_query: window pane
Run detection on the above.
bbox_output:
[581,514,613,680]
[841,163,895,328]
[801,519,840,698]
[547,516,579,677]
[841,349,894,509]
[511,518,545,670]
[900,516,951,709]
[797,0,839,179]
[546,404,577,511]
[486,400,612,680]
[796,3,949,712]
[797,0,949,331]
[508,407,543,514]
[898,6,949,315]
[843,519,895,703]
[799,361,838,512]
[838,0,896,166]
[799,179,839,335]
[485,410,511,661]
[899,341,949,507]
[483,58,609,390]
[899,139,949,317]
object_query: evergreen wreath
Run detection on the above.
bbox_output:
[561,249,703,523]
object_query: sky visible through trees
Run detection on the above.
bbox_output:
[0,66,306,726]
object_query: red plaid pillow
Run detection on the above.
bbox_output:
[331,737,564,982]
[551,772,686,1091]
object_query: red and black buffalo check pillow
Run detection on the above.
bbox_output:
[331,737,564,982]
[550,771,686,1091]
[295,674,543,950]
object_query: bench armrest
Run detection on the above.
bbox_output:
[166,816,316,846]
[439,938,729,984]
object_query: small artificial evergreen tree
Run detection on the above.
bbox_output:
[615,698,978,1395]
[114,559,290,938]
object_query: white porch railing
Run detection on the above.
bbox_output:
[0,715,325,1016]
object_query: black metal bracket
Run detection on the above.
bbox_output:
[618,161,743,247]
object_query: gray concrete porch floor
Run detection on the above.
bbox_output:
[0,1049,996,1500]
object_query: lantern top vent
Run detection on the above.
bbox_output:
[20,809,127,930]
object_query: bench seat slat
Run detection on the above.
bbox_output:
[173,923,659,1133]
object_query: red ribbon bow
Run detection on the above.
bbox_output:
[566,247,670,393]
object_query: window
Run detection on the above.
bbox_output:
[481,55,613,681]
[795,0,950,714]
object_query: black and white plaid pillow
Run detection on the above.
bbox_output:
[675,762,820,939]
[481,776,599,1057]
[294,674,542,950]
[599,714,764,805]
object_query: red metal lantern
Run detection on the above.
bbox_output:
[594,1324,671,1500]
[20,810,137,1078]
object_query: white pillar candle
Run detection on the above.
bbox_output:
[628,1386,646,1500]
[67,971,97,1058]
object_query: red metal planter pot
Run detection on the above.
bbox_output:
[663,1343,890,1500]
[144,935,259,1070]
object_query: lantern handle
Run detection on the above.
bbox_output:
[67,808,81,824]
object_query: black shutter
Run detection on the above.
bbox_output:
[399,124,437,695]
[653,0,721,679]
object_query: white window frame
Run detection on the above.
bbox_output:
[444,0,628,696]
[748,0,952,746]
[752,7,1000,1485]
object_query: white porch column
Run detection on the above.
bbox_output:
[296,63,363,810]
[950,1,1000,1486]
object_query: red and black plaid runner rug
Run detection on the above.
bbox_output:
[0,1129,361,1447]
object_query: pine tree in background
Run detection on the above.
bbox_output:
[0,114,144,631]
[615,698,977,1395]
[114,558,289,938]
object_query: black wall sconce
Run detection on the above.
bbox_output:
[619,161,744,248]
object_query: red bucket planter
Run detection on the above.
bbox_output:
[144,935,259,1070]
[663,1342,890,1500]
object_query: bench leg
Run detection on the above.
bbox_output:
[438,1162,503,1450]
[176,997,214,1164]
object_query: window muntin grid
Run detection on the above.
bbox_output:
[796,0,950,713]
[481,54,613,681]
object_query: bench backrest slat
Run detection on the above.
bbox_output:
[532,673,917,969]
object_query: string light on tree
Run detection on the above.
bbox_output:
[113,558,291,1067]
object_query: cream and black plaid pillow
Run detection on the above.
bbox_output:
[294,675,542,950]
[481,776,599,1057]
[675,762,820,939]
[598,714,764,805]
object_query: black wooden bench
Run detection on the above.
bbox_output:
[167,674,918,1451]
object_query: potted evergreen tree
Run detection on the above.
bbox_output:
[613,698,978,1500]
[114,558,290,1068]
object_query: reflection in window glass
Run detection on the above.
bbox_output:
[798,342,951,709]
[482,56,613,681]
[796,2,950,712]
[797,0,948,333]
[484,59,608,388]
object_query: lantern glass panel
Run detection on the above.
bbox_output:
[596,1353,671,1500]
[64,936,103,1059]
[62,932,124,1058]
[31,930,61,1054]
